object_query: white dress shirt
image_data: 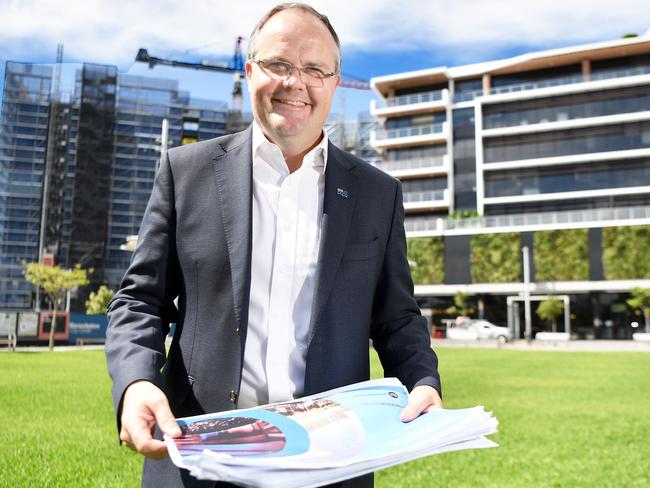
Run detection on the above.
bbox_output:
[238,123,327,408]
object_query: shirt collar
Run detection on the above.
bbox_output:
[252,122,328,174]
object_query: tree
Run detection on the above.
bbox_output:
[85,285,114,315]
[470,232,521,283]
[627,287,650,334]
[536,295,564,333]
[23,263,90,350]
[447,291,472,319]
[407,237,444,285]
[534,229,589,282]
[449,210,480,220]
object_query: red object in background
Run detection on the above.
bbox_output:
[38,311,69,340]
[42,254,54,267]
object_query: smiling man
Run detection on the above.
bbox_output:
[105,3,442,488]
[245,6,340,172]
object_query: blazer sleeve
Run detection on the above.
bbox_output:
[370,180,442,395]
[105,150,181,421]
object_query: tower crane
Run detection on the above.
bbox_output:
[135,38,370,134]
[135,39,370,94]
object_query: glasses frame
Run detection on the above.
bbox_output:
[250,59,339,87]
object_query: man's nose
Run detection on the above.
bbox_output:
[283,67,307,88]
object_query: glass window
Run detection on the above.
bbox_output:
[485,158,650,197]
[484,121,650,163]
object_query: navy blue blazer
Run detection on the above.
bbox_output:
[106,126,441,487]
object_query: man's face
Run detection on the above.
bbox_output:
[245,8,340,152]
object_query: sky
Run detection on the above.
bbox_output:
[1,0,650,119]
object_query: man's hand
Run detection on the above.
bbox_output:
[399,385,443,422]
[119,380,182,459]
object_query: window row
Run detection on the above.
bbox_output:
[484,122,650,163]
[484,159,650,197]
[483,85,650,129]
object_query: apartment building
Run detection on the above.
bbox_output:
[370,35,650,339]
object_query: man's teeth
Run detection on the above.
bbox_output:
[279,99,307,106]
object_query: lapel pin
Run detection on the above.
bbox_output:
[336,187,349,199]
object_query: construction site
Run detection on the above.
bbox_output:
[0,38,377,344]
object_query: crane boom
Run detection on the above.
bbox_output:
[134,48,370,90]
[135,48,236,74]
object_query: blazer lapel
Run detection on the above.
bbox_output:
[308,143,358,343]
[213,126,253,351]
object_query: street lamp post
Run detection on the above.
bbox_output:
[157,117,169,171]
[522,246,532,342]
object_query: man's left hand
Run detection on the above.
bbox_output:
[399,385,443,422]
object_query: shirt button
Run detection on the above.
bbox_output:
[229,390,238,403]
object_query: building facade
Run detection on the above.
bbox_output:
[370,36,650,339]
[0,63,52,309]
[0,61,235,311]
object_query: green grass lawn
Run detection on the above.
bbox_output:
[1,348,649,487]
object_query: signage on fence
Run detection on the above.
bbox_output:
[38,311,69,340]
[69,314,108,343]
[17,312,39,336]
[0,312,17,336]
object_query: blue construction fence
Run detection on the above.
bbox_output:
[1,311,177,346]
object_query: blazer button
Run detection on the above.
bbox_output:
[229,390,238,403]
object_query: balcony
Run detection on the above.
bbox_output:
[454,65,650,104]
[404,205,650,236]
[371,89,449,118]
[403,189,449,211]
[487,65,650,98]
[454,90,484,103]
[383,155,449,179]
[371,122,448,149]
[482,105,650,141]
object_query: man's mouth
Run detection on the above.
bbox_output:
[273,98,310,107]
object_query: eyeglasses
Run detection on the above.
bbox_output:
[250,59,338,87]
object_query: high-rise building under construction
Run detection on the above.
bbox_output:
[0,61,238,310]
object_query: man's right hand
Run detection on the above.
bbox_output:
[119,380,182,459]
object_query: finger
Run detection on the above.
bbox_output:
[399,401,425,422]
[119,428,133,447]
[128,415,159,453]
[400,386,442,422]
[151,399,182,438]
[399,394,429,422]
[421,400,443,414]
[422,392,443,412]
[122,416,170,459]
[137,438,169,460]
[122,440,137,452]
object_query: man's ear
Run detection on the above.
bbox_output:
[245,61,253,80]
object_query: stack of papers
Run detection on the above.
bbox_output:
[165,378,498,488]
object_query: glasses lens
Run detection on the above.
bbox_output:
[300,73,324,87]
[258,60,325,87]
[264,61,291,77]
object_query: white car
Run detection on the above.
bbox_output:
[446,320,513,343]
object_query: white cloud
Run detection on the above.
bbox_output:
[1,0,649,68]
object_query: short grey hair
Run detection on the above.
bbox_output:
[247,2,341,74]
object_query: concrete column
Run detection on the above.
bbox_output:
[582,59,591,81]
[563,296,571,337]
[482,74,491,95]
[444,235,472,284]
